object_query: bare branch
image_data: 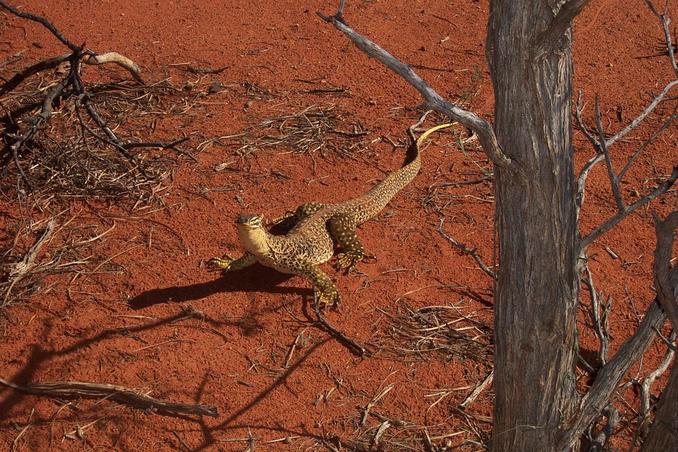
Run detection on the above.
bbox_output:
[653,211,678,330]
[317,6,524,178]
[557,299,667,449]
[0,53,69,95]
[82,52,144,84]
[619,111,677,180]
[583,261,610,365]
[534,0,592,56]
[0,1,81,52]
[0,377,218,417]
[640,331,676,436]
[643,0,678,78]
[437,218,496,279]
[594,97,625,212]
[580,166,678,250]
[561,210,677,448]
[605,79,678,147]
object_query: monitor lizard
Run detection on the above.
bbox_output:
[207,122,453,309]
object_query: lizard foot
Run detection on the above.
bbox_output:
[206,255,235,272]
[316,288,341,311]
[334,251,369,272]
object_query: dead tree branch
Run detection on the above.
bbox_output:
[653,211,678,330]
[594,97,625,212]
[535,0,592,56]
[437,218,496,279]
[643,0,678,78]
[580,166,678,250]
[0,377,218,417]
[639,331,676,436]
[0,1,80,52]
[558,298,667,449]
[559,210,678,449]
[316,4,524,178]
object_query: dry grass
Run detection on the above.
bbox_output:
[214,104,369,158]
[373,301,492,363]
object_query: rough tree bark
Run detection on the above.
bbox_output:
[320,0,677,449]
[486,1,580,450]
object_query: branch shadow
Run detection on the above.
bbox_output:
[0,310,211,420]
[190,337,331,451]
[128,264,311,310]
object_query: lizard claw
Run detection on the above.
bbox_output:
[334,251,365,273]
[206,255,235,272]
[316,288,341,311]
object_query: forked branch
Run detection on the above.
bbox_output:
[559,210,677,448]
[535,0,592,56]
[317,4,523,178]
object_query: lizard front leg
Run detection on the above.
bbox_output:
[328,213,367,272]
[207,252,257,272]
[295,262,340,310]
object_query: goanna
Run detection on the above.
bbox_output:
[207,122,453,309]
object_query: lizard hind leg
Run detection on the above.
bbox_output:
[328,213,367,272]
[296,262,341,310]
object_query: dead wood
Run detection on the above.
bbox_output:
[0,377,218,417]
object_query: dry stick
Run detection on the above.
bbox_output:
[583,261,610,365]
[437,218,496,279]
[3,219,57,305]
[82,52,143,84]
[316,5,524,179]
[643,0,678,78]
[0,54,69,95]
[579,166,678,250]
[313,294,369,357]
[0,378,218,417]
[557,213,678,448]
[460,370,494,409]
[639,331,676,435]
[593,97,624,212]
[0,1,80,52]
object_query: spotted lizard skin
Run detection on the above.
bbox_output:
[208,123,452,309]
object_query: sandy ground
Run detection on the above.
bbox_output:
[0,0,676,450]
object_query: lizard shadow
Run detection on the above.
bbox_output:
[128,264,311,310]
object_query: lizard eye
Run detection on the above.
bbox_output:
[236,214,263,228]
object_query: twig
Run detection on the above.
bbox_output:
[639,331,676,435]
[460,370,493,409]
[437,218,496,279]
[643,0,678,78]
[3,220,57,305]
[0,378,218,417]
[317,4,524,177]
[0,1,81,52]
[579,166,678,250]
[583,260,610,365]
[313,292,370,357]
[594,97,624,212]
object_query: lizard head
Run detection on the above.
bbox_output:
[235,214,270,256]
[236,214,263,229]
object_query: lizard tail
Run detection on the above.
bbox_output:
[358,122,456,221]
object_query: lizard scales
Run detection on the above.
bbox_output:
[208,123,452,308]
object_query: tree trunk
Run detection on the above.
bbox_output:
[487,2,579,450]
[642,363,678,450]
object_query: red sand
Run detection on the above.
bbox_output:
[0,0,675,450]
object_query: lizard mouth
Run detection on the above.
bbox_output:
[236,214,263,228]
